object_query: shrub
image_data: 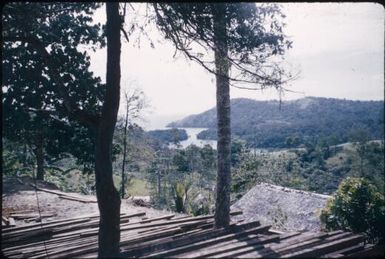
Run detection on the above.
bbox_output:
[320,177,385,244]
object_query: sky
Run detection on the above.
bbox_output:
[89,3,384,129]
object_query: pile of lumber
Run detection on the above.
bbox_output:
[3,210,57,226]
[2,210,381,258]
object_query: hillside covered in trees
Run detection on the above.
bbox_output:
[168,97,384,148]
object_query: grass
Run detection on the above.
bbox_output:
[126,178,150,196]
[113,174,150,197]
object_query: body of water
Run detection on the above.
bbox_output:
[169,127,217,149]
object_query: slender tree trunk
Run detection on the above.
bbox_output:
[213,4,231,228]
[23,143,28,167]
[121,104,129,198]
[95,3,121,257]
[157,170,161,200]
[34,132,45,181]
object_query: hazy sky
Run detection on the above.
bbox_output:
[89,3,384,129]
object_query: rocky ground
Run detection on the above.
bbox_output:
[2,176,179,227]
[231,182,331,232]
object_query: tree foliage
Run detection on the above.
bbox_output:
[3,3,124,256]
[147,129,188,145]
[146,144,216,214]
[320,177,385,244]
[2,2,105,179]
[152,3,295,89]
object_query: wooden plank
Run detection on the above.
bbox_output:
[281,234,364,258]
[181,234,281,258]
[1,216,91,234]
[264,232,353,258]
[2,215,9,223]
[229,231,329,258]
[21,236,98,257]
[1,218,91,239]
[11,213,56,219]
[9,209,35,214]
[320,243,366,258]
[139,214,175,223]
[213,232,302,258]
[1,234,92,253]
[120,220,261,257]
[238,230,344,258]
[58,195,96,203]
[45,226,189,258]
[136,219,208,235]
[143,225,271,258]
[346,244,384,258]
[25,217,41,223]
[121,227,227,257]
[120,211,240,232]
[3,228,54,244]
[29,184,97,202]
[8,217,16,227]
[3,213,249,258]
[120,217,208,232]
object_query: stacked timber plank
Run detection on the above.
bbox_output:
[2,210,381,258]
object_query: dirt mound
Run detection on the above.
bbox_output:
[2,176,60,194]
[231,182,331,232]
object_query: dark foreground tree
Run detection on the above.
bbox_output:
[153,3,294,227]
[3,3,122,256]
[94,4,121,256]
[2,3,102,180]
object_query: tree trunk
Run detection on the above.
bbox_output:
[157,170,161,200]
[95,3,121,257]
[34,132,45,181]
[121,107,129,198]
[23,143,28,167]
[213,4,231,228]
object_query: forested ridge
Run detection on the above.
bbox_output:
[168,97,384,148]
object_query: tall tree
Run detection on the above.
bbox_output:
[94,3,121,256]
[153,3,294,227]
[2,23,100,180]
[3,3,122,256]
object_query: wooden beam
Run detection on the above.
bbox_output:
[281,234,364,258]
[144,225,271,258]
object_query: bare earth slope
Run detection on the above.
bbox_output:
[231,182,331,232]
[2,177,177,226]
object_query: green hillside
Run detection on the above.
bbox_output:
[168,97,384,148]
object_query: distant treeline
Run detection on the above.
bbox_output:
[146,128,188,144]
[168,97,384,148]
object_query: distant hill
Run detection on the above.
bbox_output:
[167,97,384,148]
